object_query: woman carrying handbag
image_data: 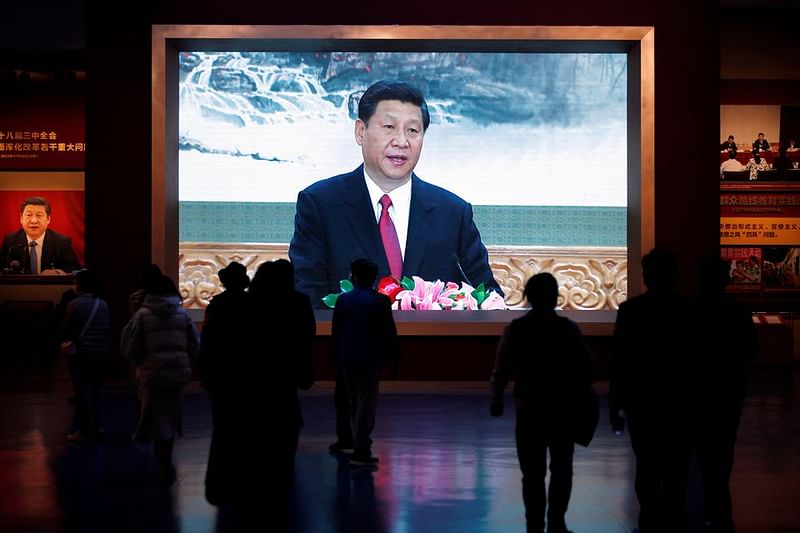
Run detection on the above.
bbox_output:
[61,269,112,443]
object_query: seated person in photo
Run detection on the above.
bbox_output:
[0,196,81,274]
[752,132,771,152]
[720,135,737,152]
[786,139,798,152]
[720,149,744,178]
[772,146,793,175]
[744,150,769,180]
[289,80,501,307]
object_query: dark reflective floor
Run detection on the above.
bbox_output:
[0,355,798,532]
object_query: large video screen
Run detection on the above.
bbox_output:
[177,47,628,309]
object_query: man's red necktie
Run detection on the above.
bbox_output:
[378,194,403,280]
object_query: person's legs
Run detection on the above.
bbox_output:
[154,438,175,483]
[628,416,662,532]
[704,403,743,533]
[546,437,575,532]
[87,360,104,437]
[331,367,353,449]
[516,409,547,533]
[349,373,379,460]
[67,356,90,439]
[662,436,690,532]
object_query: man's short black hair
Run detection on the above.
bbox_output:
[728,135,734,140]
[20,196,51,216]
[641,248,678,290]
[350,258,378,287]
[358,80,431,131]
[523,272,559,309]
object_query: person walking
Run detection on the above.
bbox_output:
[62,269,112,443]
[331,258,399,467]
[490,272,596,533]
[123,275,198,485]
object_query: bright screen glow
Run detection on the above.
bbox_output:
[178,51,627,248]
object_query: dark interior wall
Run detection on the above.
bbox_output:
[83,2,720,365]
[0,1,85,50]
[780,106,800,146]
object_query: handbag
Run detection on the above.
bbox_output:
[61,298,101,357]
[573,386,600,447]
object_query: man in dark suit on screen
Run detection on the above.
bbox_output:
[288,80,502,308]
[1,196,80,274]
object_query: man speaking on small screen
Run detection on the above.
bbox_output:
[289,80,502,307]
[0,196,81,274]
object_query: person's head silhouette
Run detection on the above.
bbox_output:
[641,248,678,292]
[218,261,250,291]
[350,258,378,287]
[698,256,731,294]
[523,272,559,310]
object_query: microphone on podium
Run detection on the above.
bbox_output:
[5,260,21,273]
[3,243,25,274]
[451,253,473,286]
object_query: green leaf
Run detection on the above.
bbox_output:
[340,279,354,292]
[321,293,340,308]
[472,283,488,306]
[400,276,415,290]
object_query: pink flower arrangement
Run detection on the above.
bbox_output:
[323,275,506,310]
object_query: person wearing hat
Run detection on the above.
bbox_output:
[200,261,256,504]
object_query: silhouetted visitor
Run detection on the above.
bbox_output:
[127,263,163,317]
[62,269,112,443]
[609,248,695,532]
[201,261,255,505]
[123,274,198,485]
[216,259,315,524]
[331,258,398,467]
[772,146,793,178]
[695,257,758,533]
[490,272,596,533]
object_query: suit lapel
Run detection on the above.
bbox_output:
[344,167,387,270]
[403,175,433,278]
[41,230,55,271]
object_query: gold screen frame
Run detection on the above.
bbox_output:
[151,25,654,331]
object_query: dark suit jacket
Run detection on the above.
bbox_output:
[331,286,398,376]
[491,309,596,429]
[752,139,771,151]
[609,289,695,423]
[0,228,81,273]
[289,165,502,307]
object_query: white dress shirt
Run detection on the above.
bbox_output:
[363,169,412,260]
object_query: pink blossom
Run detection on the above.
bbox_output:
[375,276,505,311]
[480,291,507,310]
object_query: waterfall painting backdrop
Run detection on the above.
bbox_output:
[178,50,628,248]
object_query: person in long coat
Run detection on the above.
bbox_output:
[123,274,199,484]
[204,259,315,530]
[200,261,256,505]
